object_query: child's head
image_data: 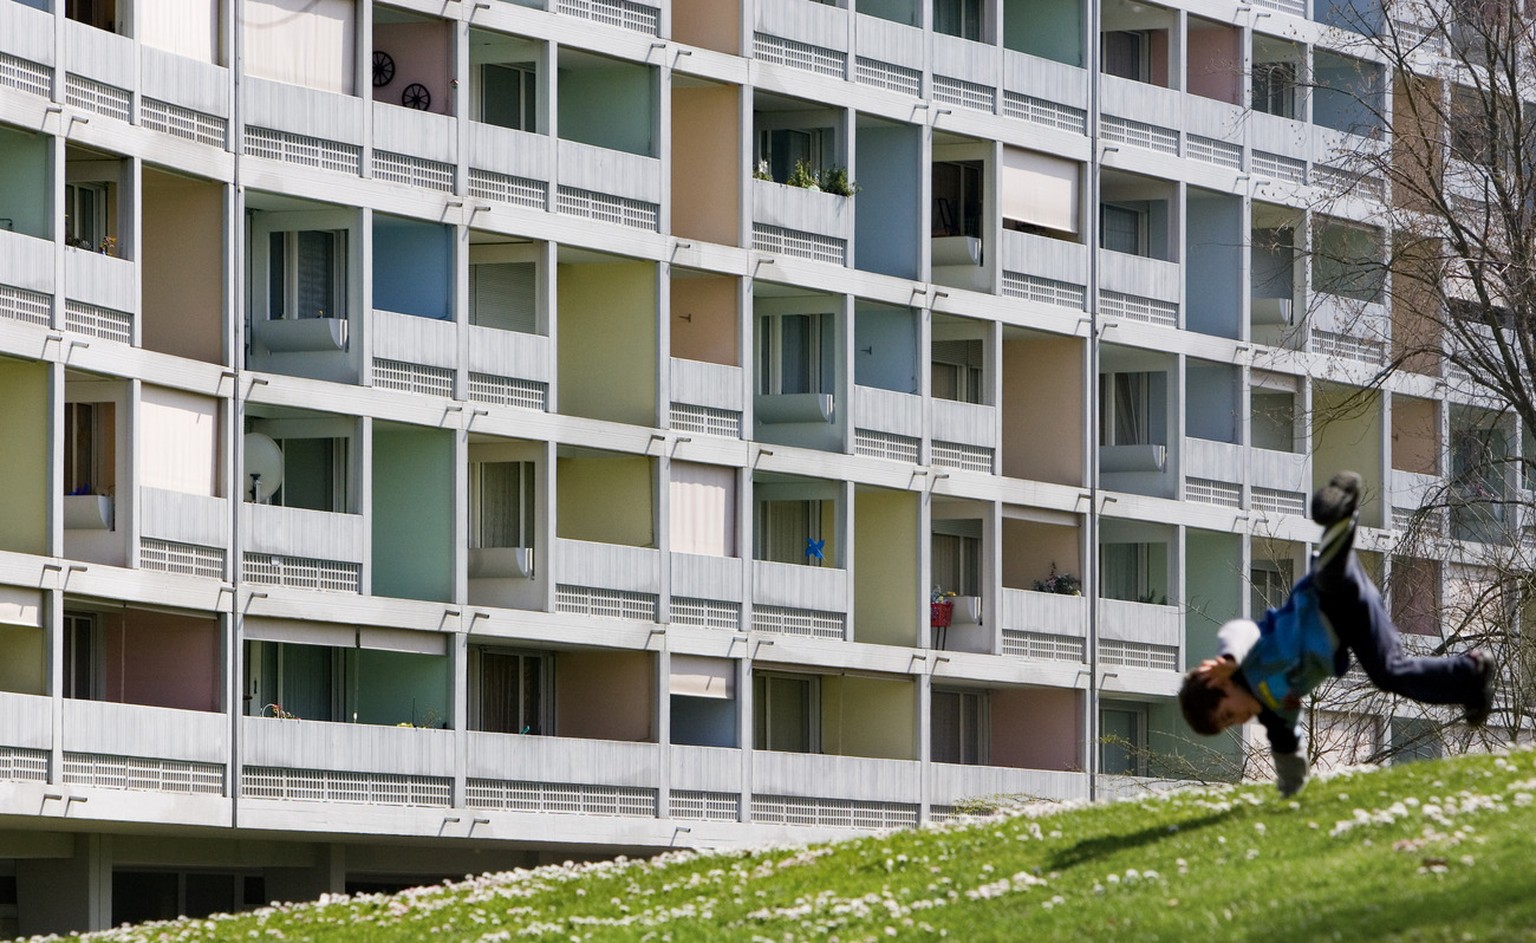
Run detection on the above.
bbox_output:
[1179,654,1263,735]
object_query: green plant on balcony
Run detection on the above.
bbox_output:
[1032,564,1082,596]
[753,159,774,181]
[786,159,820,190]
[819,166,859,196]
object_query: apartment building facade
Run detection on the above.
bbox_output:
[0,0,1527,933]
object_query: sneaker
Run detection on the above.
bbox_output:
[1465,650,1497,728]
[1311,471,1362,527]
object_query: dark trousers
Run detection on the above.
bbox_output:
[1318,552,1480,705]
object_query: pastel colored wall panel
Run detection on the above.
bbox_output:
[1002,337,1083,486]
[556,650,653,741]
[141,171,224,363]
[0,624,45,695]
[853,489,918,646]
[557,261,657,425]
[0,126,50,239]
[107,611,221,712]
[0,359,49,554]
[372,21,453,115]
[821,675,915,760]
[989,686,1078,770]
[670,274,738,365]
[372,426,455,601]
[557,455,654,547]
[1186,24,1240,104]
[1001,519,1081,591]
[354,650,450,726]
[672,85,740,246]
[373,216,452,319]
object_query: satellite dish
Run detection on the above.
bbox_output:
[244,433,284,503]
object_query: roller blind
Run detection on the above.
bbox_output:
[1001,148,1079,234]
[670,655,735,699]
[139,386,219,496]
[243,0,356,95]
[669,461,736,556]
[0,585,42,628]
[141,0,218,62]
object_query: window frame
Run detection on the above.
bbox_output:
[470,460,537,551]
[1099,702,1148,776]
[63,612,103,700]
[931,688,988,765]
[471,647,551,735]
[753,671,820,753]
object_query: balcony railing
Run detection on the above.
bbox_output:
[468,732,658,788]
[0,691,52,752]
[670,358,744,414]
[930,398,996,452]
[64,246,136,314]
[930,762,1087,808]
[243,715,455,778]
[555,538,663,595]
[852,385,922,441]
[65,699,227,767]
[671,552,744,604]
[0,230,55,297]
[242,501,365,568]
[753,750,921,804]
[1000,588,1088,638]
[752,558,846,611]
[372,307,457,370]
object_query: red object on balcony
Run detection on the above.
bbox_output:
[930,601,953,628]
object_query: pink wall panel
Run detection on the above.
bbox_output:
[105,611,221,712]
[989,686,1080,770]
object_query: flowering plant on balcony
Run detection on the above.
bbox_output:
[1032,563,1082,596]
[261,703,298,720]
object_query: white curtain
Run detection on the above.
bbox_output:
[140,387,219,496]
[243,0,356,94]
[669,461,736,556]
[1002,148,1080,234]
[141,0,218,63]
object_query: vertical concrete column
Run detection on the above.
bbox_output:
[451,631,468,807]
[16,834,112,936]
[263,845,346,906]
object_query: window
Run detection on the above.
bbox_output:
[1312,220,1383,303]
[469,262,537,333]
[1101,543,1165,604]
[1449,86,1498,168]
[244,641,342,722]
[471,461,536,550]
[931,340,984,403]
[932,161,983,238]
[759,313,834,396]
[1100,704,1146,775]
[1252,62,1298,119]
[756,499,823,565]
[1099,204,1146,255]
[64,182,109,251]
[932,689,986,765]
[1099,372,1167,447]
[66,0,116,32]
[64,402,114,498]
[756,128,827,184]
[1102,31,1149,82]
[272,438,349,513]
[1249,560,1293,616]
[1389,717,1442,763]
[268,230,345,320]
[63,613,102,700]
[473,649,548,735]
[932,531,981,596]
[753,673,818,753]
[478,63,538,131]
[934,0,983,41]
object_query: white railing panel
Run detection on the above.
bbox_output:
[141,46,230,117]
[467,122,551,183]
[1099,598,1181,646]
[756,0,850,50]
[555,539,662,594]
[1001,50,1089,110]
[466,324,552,382]
[752,559,847,611]
[853,385,922,439]
[753,751,920,802]
[372,101,458,165]
[1184,96,1246,144]
[371,308,457,368]
[0,2,55,65]
[1249,111,1310,157]
[466,732,659,786]
[1182,437,1243,482]
[1000,230,1089,285]
[1392,469,1442,510]
[1097,252,1181,304]
[930,398,996,449]
[670,744,743,793]
[931,31,998,86]
[63,248,136,313]
[851,13,922,70]
[65,700,227,764]
[0,692,52,750]
[1310,293,1387,336]
[554,139,661,204]
[1251,447,1309,495]
[670,358,743,412]
[1099,75,1182,129]
[999,588,1088,637]
[139,487,229,548]
[242,716,455,777]
[243,76,365,144]
[752,179,852,241]
[242,502,365,562]
[0,230,57,294]
[930,763,1088,805]
[671,552,744,601]
[63,18,134,89]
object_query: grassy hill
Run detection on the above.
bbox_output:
[52,748,1536,943]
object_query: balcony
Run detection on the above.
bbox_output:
[64,699,227,769]
[930,763,1087,808]
[242,502,365,583]
[0,3,54,75]
[555,139,662,227]
[752,179,852,265]
[852,385,922,443]
[0,691,51,757]
[140,486,228,551]
[468,732,659,794]
[373,101,458,175]
[243,77,365,172]
[1183,438,1243,505]
[59,701,228,819]
[63,247,136,314]
[932,31,999,107]
[753,559,846,613]
[242,716,455,808]
[755,0,850,74]
[372,308,458,379]
[753,751,921,807]
[1099,598,1182,673]
[671,358,744,418]
[852,12,922,86]
[1000,230,1088,305]
[930,398,996,456]
[63,17,134,111]
[554,538,663,598]
[467,122,550,204]
[1098,251,1181,316]
[671,552,744,606]
[1251,448,1309,516]
[1099,76,1181,152]
[1002,50,1089,130]
[999,588,1088,660]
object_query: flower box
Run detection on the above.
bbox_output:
[930,601,953,628]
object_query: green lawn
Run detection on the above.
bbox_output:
[56,749,1536,942]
